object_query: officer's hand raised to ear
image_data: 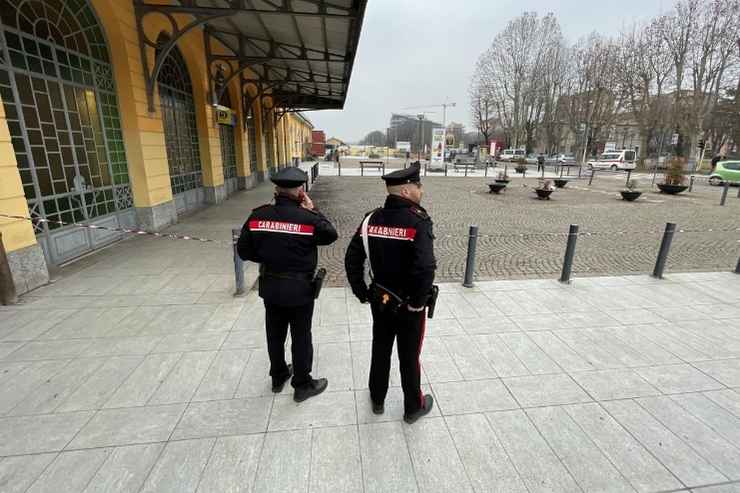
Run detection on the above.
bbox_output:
[300,192,314,211]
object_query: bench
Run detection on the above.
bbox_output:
[359,160,385,176]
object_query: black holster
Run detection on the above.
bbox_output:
[426,285,440,319]
[312,268,327,299]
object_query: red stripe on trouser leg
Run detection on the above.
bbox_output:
[417,309,427,409]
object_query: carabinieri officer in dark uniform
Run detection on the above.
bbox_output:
[237,167,338,402]
[344,164,437,423]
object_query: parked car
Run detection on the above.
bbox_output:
[500,148,526,161]
[525,154,539,165]
[587,149,637,171]
[709,160,740,185]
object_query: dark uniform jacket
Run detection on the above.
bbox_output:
[345,195,436,307]
[238,194,338,306]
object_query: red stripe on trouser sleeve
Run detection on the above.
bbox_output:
[417,309,427,409]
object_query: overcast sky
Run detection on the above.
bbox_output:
[304,0,668,143]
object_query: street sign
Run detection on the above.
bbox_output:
[671,133,679,145]
[396,141,411,152]
[215,105,236,126]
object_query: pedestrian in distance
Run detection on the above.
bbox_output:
[237,167,338,402]
[537,154,545,174]
[344,164,438,424]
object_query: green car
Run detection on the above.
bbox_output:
[709,160,740,185]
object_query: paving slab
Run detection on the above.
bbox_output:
[253,430,312,493]
[310,425,363,493]
[359,421,418,493]
[69,403,185,449]
[445,413,527,493]
[196,435,263,493]
[172,396,272,439]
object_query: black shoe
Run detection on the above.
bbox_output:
[372,400,385,415]
[271,365,293,393]
[404,394,434,424]
[293,378,328,402]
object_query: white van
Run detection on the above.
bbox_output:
[500,148,526,161]
[587,149,637,170]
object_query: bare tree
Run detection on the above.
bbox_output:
[560,34,625,162]
[360,130,386,146]
[469,63,495,146]
[687,0,740,163]
[475,12,565,152]
[618,19,674,163]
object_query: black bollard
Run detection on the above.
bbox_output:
[232,228,245,296]
[735,257,740,275]
[588,169,595,186]
[652,223,676,279]
[720,182,730,206]
[462,225,479,288]
[626,169,632,187]
[559,225,579,284]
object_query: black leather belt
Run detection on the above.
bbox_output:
[260,269,314,281]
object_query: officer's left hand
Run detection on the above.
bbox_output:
[407,305,425,312]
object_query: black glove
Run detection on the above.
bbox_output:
[353,287,370,304]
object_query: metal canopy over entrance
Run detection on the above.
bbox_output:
[134,0,367,118]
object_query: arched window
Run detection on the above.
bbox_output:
[156,37,202,206]
[0,0,133,264]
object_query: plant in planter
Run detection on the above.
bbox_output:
[621,179,642,201]
[657,158,689,194]
[495,171,510,184]
[553,178,569,188]
[534,179,554,200]
[514,158,528,174]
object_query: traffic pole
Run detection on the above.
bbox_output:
[462,225,479,288]
[559,225,579,284]
[652,223,676,279]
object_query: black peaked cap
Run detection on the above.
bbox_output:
[271,167,308,188]
[381,164,421,186]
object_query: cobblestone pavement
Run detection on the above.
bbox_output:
[1,272,740,492]
[311,174,740,286]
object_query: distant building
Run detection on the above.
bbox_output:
[311,130,327,157]
[387,113,442,153]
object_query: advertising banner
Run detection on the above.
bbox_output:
[430,128,445,165]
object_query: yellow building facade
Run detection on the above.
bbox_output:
[0,0,362,294]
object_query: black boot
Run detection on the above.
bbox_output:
[404,394,434,424]
[293,378,328,402]
[272,364,293,393]
[371,399,384,415]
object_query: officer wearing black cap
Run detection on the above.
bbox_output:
[237,167,338,402]
[344,164,437,423]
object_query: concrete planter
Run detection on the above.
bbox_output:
[620,190,642,201]
[657,184,688,195]
[488,183,507,194]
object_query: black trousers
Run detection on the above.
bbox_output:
[369,303,426,414]
[264,301,314,388]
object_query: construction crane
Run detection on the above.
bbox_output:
[402,101,456,130]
